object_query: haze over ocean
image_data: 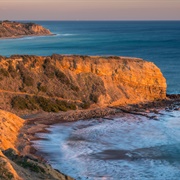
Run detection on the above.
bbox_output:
[0,21,180,94]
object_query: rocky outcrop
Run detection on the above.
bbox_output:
[0,54,167,179]
[0,110,73,180]
[0,110,24,150]
[0,21,51,38]
[0,55,166,115]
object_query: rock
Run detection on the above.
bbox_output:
[0,20,52,38]
[0,110,24,150]
[0,110,74,180]
[0,55,166,115]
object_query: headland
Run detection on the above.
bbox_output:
[1,54,179,180]
[0,21,52,39]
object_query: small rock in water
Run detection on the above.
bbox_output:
[150,115,159,120]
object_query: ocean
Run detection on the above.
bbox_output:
[0,21,180,93]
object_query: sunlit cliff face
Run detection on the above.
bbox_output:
[0,110,24,150]
[0,55,166,115]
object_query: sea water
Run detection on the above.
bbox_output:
[33,110,180,180]
[0,21,180,93]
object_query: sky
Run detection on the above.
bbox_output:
[0,0,180,20]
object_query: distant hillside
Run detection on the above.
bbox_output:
[0,20,51,38]
[0,55,166,115]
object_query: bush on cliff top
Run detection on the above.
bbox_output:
[11,95,76,112]
[0,68,9,77]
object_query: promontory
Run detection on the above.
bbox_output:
[0,54,171,180]
[0,55,167,115]
[0,21,52,38]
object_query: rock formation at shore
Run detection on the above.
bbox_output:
[0,54,168,179]
[0,21,51,38]
[0,110,73,180]
[0,55,166,115]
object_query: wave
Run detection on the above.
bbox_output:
[32,110,180,180]
[55,33,77,37]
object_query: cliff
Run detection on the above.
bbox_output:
[0,110,73,180]
[0,21,51,38]
[0,55,166,115]
[0,54,167,179]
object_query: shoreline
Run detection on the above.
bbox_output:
[0,33,56,40]
[17,94,180,161]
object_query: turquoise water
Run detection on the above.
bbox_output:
[0,21,180,93]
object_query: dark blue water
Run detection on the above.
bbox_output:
[0,21,180,93]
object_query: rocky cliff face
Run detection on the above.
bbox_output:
[0,21,51,38]
[0,55,166,179]
[0,55,166,114]
[0,110,73,180]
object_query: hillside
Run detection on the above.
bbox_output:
[0,109,73,180]
[0,55,166,115]
[0,54,167,180]
[0,21,51,38]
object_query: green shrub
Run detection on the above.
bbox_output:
[11,96,38,110]
[17,64,34,86]
[11,95,77,112]
[56,100,76,111]
[81,101,91,109]
[8,65,18,78]
[25,96,39,110]
[71,85,79,92]
[43,60,56,79]
[23,75,34,86]
[17,159,45,173]
[0,162,14,180]
[90,94,99,103]
[0,68,9,77]
[55,70,70,84]
[11,96,28,110]
[36,96,59,112]
[37,84,47,92]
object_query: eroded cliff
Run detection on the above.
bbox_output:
[0,54,167,179]
[0,21,51,38]
[0,55,166,115]
[0,110,73,180]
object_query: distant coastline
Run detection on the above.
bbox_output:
[0,20,52,39]
[0,33,55,40]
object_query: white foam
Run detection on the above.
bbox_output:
[55,33,77,37]
[32,110,180,180]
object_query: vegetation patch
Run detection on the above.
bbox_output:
[37,84,47,93]
[17,64,34,86]
[81,101,91,109]
[0,161,14,180]
[0,68,9,77]
[11,95,77,112]
[43,59,56,78]
[8,65,18,78]
[17,159,45,173]
[23,75,34,86]
[55,69,70,84]
[90,94,99,103]
[11,96,38,110]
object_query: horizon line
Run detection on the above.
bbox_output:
[2,19,180,22]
